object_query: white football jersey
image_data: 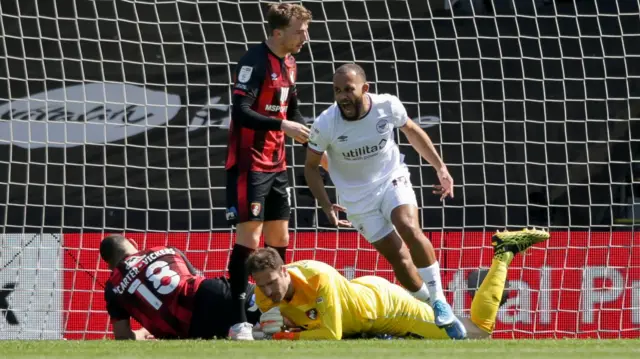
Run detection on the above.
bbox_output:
[308,93,410,205]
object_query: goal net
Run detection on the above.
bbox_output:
[0,0,638,340]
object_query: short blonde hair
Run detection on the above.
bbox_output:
[266,3,312,34]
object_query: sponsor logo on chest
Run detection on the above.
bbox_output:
[342,139,388,160]
[265,86,290,113]
[265,104,288,113]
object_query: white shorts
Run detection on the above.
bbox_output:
[343,172,418,244]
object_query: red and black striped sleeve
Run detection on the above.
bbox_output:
[231,52,283,131]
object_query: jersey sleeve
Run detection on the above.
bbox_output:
[230,52,283,131]
[104,283,130,321]
[307,113,331,154]
[389,95,409,128]
[232,55,266,99]
[293,273,343,340]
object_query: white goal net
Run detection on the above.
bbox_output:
[0,0,638,340]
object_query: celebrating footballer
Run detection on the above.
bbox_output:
[304,63,465,338]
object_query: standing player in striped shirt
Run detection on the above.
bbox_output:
[224,3,314,340]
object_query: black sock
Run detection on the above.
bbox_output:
[228,243,254,324]
[266,244,288,263]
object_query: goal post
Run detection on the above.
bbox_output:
[0,0,638,339]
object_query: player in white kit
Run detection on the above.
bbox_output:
[304,64,466,340]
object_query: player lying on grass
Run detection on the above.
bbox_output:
[99,235,260,340]
[249,228,549,340]
[304,62,464,338]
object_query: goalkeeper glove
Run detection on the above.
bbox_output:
[260,307,284,335]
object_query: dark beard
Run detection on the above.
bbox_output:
[339,97,364,121]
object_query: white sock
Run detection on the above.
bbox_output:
[409,282,431,303]
[418,262,447,303]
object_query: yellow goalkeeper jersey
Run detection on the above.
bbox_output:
[255,259,449,340]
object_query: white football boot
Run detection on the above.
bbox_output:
[228,322,254,340]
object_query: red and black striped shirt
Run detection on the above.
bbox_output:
[104,247,205,339]
[226,42,302,172]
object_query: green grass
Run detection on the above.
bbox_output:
[2,340,640,359]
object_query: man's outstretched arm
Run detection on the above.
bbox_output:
[399,119,446,172]
[387,94,453,200]
[399,119,454,200]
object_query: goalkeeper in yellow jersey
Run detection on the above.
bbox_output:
[248,228,549,340]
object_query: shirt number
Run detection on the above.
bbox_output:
[127,260,180,310]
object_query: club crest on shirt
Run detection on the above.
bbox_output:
[376,119,389,133]
[238,66,253,83]
[251,202,262,217]
[306,308,318,320]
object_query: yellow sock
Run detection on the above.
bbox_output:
[470,252,513,334]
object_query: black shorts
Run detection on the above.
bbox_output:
[189,278,261,339]
[225,166,290,224]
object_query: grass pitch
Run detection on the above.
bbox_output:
[2,339,639,359]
